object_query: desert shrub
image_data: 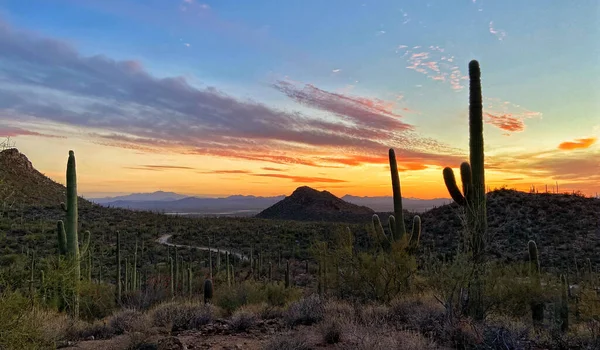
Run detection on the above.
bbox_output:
[357,304,391,326]
[108,308,149,335]
[480,316,531,349]
[388,294,445,334]
[324,299,355,322]
[313,227,416,303]
[79,281,117,321]
[149,301,215,332]
[0,290,69,349]
[263,334,313,350]
[393,330,440,350]
[285,294,325,327]
[215,280,301,315]
[319,316,343,344]
[229,308,257,333]
[68,320,115,340]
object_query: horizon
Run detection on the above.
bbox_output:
[1,1,598,199]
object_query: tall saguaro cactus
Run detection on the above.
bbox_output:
[441,60,487,321]
[528,240,544,327]
[442,60,487,260]
[58,150,89,319]
[116,230,122,304]
[388,148,407,241]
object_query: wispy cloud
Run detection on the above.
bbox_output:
[0,126,65,139]
[488,147,599,183]
[262,167,286,172]
[484,113,525,133]
[124,165,195,171]
[397,45,466,91]
[0,19,463,170]
[489,21,507,41]
[558,137,597,150]
[396,44,542,134]
[198,169,252,174]
[251,174,347,183]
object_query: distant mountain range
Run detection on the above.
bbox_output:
[90,191,188,204]
[88,190,450,215]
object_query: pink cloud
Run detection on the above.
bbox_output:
[0,126,64,139]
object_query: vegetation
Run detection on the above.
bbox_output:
[0,60,598,349]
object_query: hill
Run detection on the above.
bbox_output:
[0,148,94,209]
[342,194,450,213]
[255,186,375,223]
[418,188,600,269]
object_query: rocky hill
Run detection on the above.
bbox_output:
[256,186,375,223]
[0,148,93,209]
[417,188,600,269]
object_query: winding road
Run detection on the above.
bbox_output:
[156,234,248,261]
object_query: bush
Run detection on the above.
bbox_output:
[149,302,215,332]
[229,308,257,333]
[79,281,117,321]
[285,294,325,327]
[319,317,343,344]
[263,335,312,350]
[108,309,149,335]
[215,280,301,315]
[0,291,69,349]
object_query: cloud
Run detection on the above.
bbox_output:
[332,69,341,73]
[272,80,412,132]
[397,43,543,134]
[124,165,195,171]
[198,169,252,174]
[123,167,163,172]
[397,45,467,91]
[488,147,599,183]
[558,137,597,150]
[0,19,463,169]
[251,174,347,183]
[0,126,65,138]
[262,167,286,172]
[489,21,506,41]
[484,113,525,132]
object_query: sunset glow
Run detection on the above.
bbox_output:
[1,0,598,198]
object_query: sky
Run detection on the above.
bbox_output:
[0,0,598,199]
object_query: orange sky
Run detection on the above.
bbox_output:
[0,3,598,199]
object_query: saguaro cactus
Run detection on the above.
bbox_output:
[58,150,90,319]
[528,240,544,327]
[169,256,174,298]
[388,148,407,241]
[441,60,487,321]
[116,230,122,304]
[560,274,569,332]
[203,278,213,304]
[442,60,487,260]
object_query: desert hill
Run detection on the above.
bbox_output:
[0,148,94,209]
[418,188,600,269]
[255,186,375,223]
